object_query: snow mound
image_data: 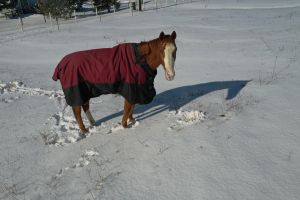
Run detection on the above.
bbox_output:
[0,80,24,94]
[168,110,206,130]
[176,110,206,125]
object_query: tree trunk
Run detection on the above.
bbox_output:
[56,18,59,30]
[139,0,142,11]
[43,14,46,23]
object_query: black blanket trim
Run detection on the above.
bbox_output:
[63,81,156,106]
[132,43,157,80]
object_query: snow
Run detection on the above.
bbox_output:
[1,0,300,199]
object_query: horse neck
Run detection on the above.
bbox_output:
[139,39,163,70]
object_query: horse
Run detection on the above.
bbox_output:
[52,31,177,137]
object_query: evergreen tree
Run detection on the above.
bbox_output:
[0,0,16,12]
[74,0,89,11]
[93,0,120,13]
[37,0,78,19]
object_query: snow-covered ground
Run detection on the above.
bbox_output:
[1,0,300,199]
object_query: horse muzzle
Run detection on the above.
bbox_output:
[165,72,175,81]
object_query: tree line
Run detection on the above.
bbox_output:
[0,0,121,18]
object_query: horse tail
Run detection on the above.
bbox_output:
[52,64,60,81]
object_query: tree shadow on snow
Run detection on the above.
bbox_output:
[95,80,250,124]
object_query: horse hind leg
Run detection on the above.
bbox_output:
[128,104,135,123]
[82,101,96,126]
[72,106,88,135]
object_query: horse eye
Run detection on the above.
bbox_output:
[173,51,176,60]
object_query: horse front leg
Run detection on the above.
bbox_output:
[122,99,135,128]
[82,101,96,126]
[72,106,88,135]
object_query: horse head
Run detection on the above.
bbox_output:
[139,31,177,81]
[158,31,177,81]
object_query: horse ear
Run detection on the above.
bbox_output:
[138,42,150,56]
[171,31,177,40]
[159,32,165,40]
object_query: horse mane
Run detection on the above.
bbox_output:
[137,41,151,57]
[137,37,165,57]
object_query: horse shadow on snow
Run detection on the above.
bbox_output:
[95,80,250,124]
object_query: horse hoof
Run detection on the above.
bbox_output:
[80,128,89,133]
[77,133,87,141]
[78,128,89,138]
[127,118,136,124]
[89,120,96,126]
[121,122,128,128]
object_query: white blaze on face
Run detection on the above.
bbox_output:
[163,43,176,81]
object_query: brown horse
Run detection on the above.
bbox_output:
[53,31,177,137]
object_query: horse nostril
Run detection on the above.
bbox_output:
[168,73,175,78]
[166,73,175,81]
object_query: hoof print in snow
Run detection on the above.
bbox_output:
[73,150,99,169]
[108,120,140,134]
[55,150,99,178]
[41,111,89,146]
[0,80,63,99]
[76,133,87,142]
[1,96,20,103]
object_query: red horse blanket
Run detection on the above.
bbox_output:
[53,43,157,106]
